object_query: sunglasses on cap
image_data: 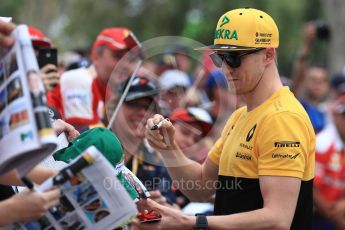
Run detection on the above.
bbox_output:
[210,48,264,68]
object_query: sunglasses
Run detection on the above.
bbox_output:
[210,48,264,68]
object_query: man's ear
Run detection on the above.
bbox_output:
[264,47,276,65]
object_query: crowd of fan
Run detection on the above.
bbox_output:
[0,18,344,229]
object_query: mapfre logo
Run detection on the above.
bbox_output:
[274,141,300,148]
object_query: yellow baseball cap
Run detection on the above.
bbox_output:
[197,8,279,52]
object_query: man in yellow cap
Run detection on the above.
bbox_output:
[132,7,315,230]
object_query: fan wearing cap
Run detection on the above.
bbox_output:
[112,76,159,145]
[135,8,315,230]
[169,107,213,208]
[110,76,180,207]
[47,27,141,132]
[28,26,61,93]
[111,75,157,156]
[158,70,190,116]
[169,107,212,161]
[313,95,345,229]
[27,26,66,122]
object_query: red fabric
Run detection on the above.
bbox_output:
[93,77,107,102]
[315,143,345,203]
[47,86,63,117]
[47,76,106,130]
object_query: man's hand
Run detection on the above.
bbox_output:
[0,20,15,48]
[131,198,194,230]
[52,119,79,141]
[40,64,59,92]
[149,190,168,206]
[303,21,317,46]
[149,190,180,209]
[0,188,60,225]
[145,114,177,151]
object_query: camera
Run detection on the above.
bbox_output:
[315,20,331,40]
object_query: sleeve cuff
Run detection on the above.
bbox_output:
[208,154,219,166]
[258,169,304,179]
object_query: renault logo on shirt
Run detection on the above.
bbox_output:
[240,143,253,150]
[246,124,257,142]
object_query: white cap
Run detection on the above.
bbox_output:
[0,17,12,23]
[188,107,213,125]
[159,70,190,90]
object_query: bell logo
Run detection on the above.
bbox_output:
[220,16,230,27]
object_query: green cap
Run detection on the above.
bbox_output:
[53,127,138,200]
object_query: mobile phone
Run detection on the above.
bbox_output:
[38,47,58,68]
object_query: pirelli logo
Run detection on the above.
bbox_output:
[274,141,300,148]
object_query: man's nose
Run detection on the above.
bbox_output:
[221,62,235,75]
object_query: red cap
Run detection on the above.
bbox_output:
[28,26,52,48]
[169,107,213,137]
[92,27,140,53]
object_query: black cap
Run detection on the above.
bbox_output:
[120,76,158,102]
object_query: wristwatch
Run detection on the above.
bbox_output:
[194,213,208,230]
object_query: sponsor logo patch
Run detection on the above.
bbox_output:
[236,152,252,161]
[246,124,256,142]
[272,153,300,160]
[274,141,300,148]
[220,15,230,27]
[240,143,253,150]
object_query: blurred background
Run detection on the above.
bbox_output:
[1,0,345,76]
[2,2,345,228]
